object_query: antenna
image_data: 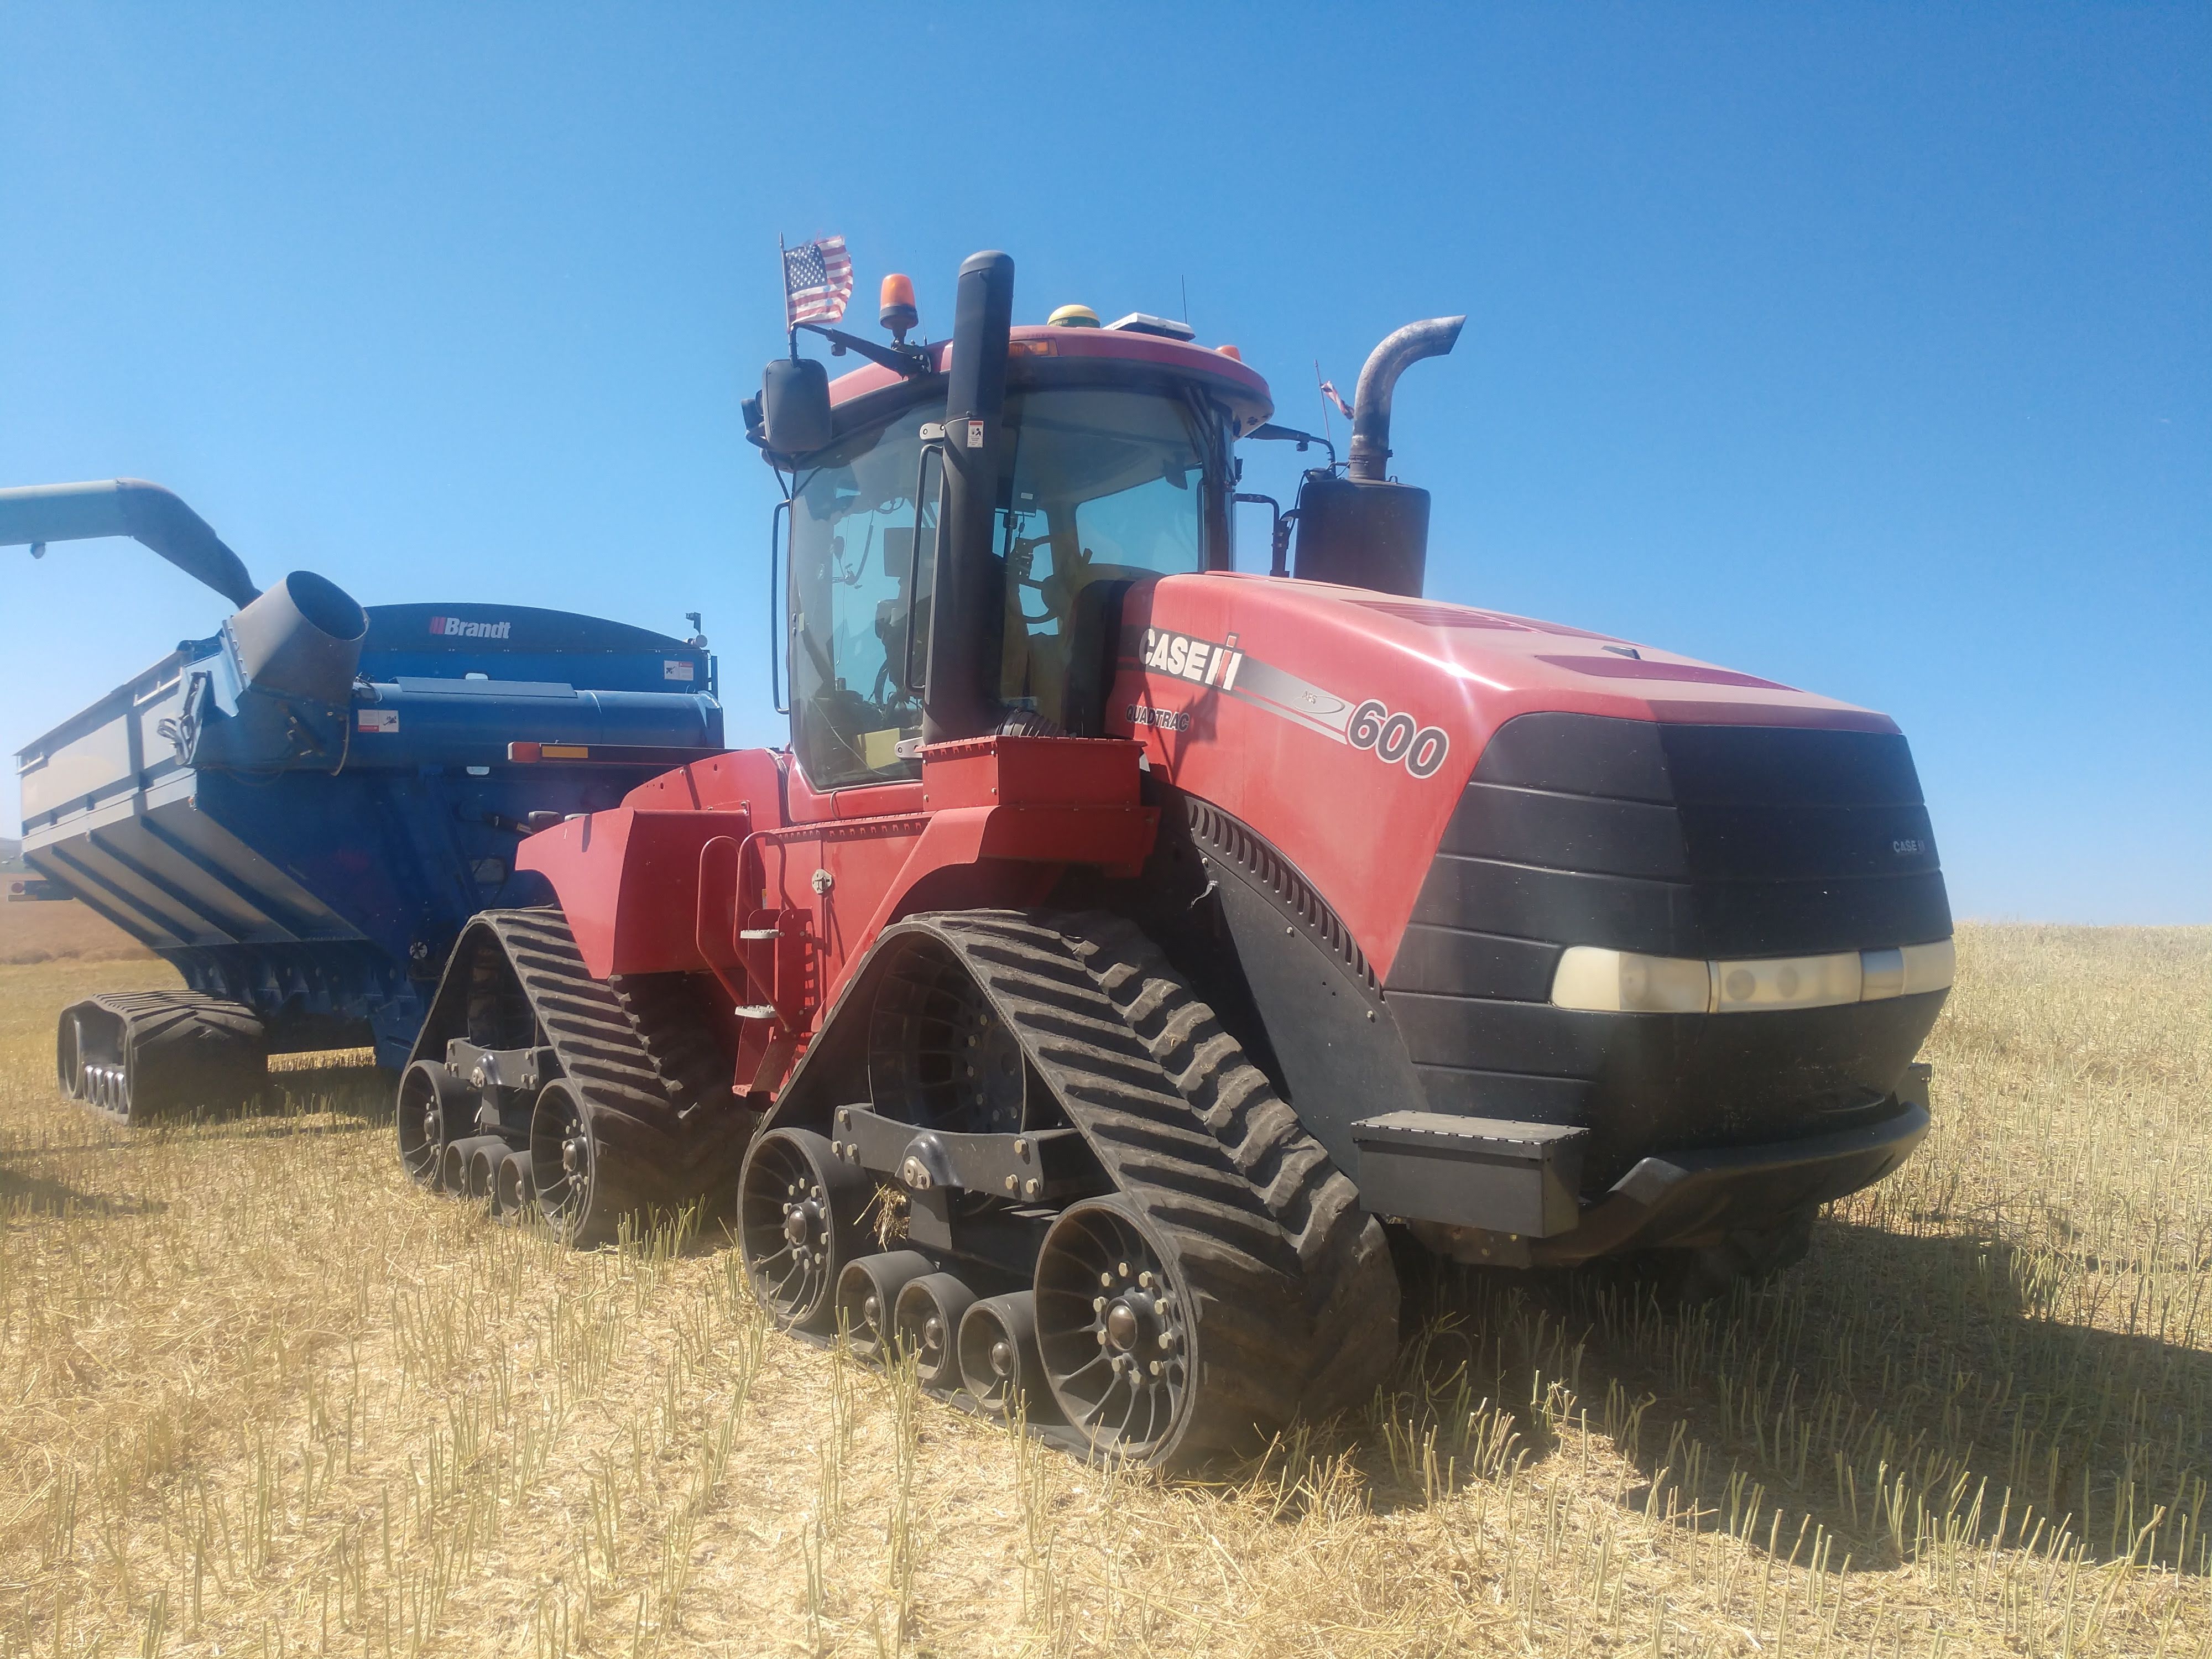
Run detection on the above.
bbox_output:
[1314,361,1337,452]
[1181,275,1189,325]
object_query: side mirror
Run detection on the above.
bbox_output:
[761,358,833,455]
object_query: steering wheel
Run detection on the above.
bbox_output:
[1010,535,1093,626]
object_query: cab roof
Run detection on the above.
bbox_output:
[825,324,1276,435]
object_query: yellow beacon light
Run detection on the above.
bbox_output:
[1048,304,1100,327]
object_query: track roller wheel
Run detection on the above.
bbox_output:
[834,1250,935,1363]
[739,1128,869,1331]
[529,1079,654,1246]
[894,1272,976,1390]
[466,1140,512,1204]
[87,1062,128,1117]
[1036,1197,1204,1463]
[959,1291,1058,1422]
[444,1134,508,1197]
[493,1151,535,1221]
[397,1061,471,1186]
[56,1010,86,1099]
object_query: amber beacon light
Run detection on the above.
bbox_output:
[879,274,919,343]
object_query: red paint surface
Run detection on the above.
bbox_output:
[824,326,1272,425]
[1534,655,1795,691]
[1108,575,1894,981]
[519,807,746,979]
[522,571,1885,1029]
[519,739,1152,1073]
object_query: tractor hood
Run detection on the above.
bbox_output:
[1108,572,1942,985]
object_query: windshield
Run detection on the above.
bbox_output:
[997,386,1214,729]
[788,382,1220,790]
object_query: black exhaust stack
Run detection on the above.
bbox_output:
[921,250,1016,745]
[1292,316,1465,597]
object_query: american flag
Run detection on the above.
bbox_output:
[782,235,854,328]
[1318,378,1354,419]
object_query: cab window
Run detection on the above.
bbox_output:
[788,383,1220,788]
[997,387,1213,728]
[787,401,936,789]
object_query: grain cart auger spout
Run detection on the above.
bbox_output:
[11,479,729,1126]
[1,478,261,608]
[408,248,1952,1468]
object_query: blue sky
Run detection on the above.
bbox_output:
[3,3,2205,921]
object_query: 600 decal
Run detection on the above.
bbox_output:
[1348,701,1450,778]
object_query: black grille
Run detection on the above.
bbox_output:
[1384,713,1952,1184]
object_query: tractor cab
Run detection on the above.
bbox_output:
[758,283,1273,791]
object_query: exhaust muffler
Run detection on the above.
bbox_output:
[1292,316,1465,598]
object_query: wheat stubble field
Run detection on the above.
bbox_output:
[1,904,2208,1658]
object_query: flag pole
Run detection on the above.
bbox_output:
[780,235,799,359]
[1314,361,1336,452]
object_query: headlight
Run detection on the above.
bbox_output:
[1858,940,1956,1000]
[1550,946,1713,1014]
[1551,940,1955,1014]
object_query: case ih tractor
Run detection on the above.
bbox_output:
[400,251,1952,1465]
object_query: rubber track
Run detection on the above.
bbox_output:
[62,992,266,1123]
[910,910,1399,1452]
[608,973,738,1120]
[1069,912,1401,1417]
[471,911,754,1217]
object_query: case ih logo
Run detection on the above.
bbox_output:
[429,616,512,640]
[1139,628,1245,689]
[1125,622,1453,782]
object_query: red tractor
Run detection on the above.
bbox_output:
[399,251,1952,1466]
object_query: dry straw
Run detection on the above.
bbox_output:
[0,920,2206,1656]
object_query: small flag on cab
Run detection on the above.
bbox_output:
[781,234,855,344]
[1318,377,1353,420]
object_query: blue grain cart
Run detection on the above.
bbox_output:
[6,479,725,1118]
